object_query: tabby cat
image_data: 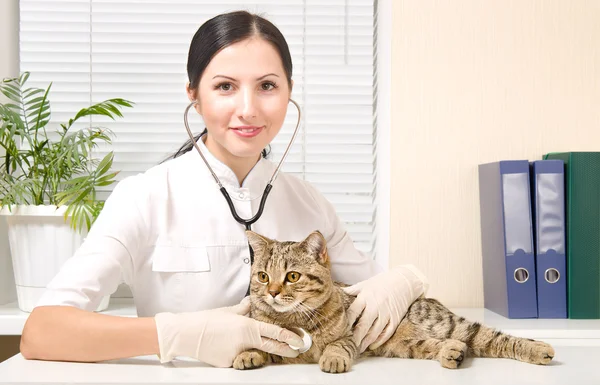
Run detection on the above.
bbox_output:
[234,230,555,373]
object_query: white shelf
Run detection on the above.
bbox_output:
[2,299,600,345]
[450,308,600,346]
[0,298,137,335]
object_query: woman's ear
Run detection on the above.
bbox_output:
[185,82,202,114]
[289,79,294,98]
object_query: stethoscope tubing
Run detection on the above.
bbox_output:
[183,99,302,229]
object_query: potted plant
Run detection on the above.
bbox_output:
[0,72,133,312]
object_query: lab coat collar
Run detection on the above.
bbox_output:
[188,134,273,201]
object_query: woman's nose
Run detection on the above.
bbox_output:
[237,88,257,120]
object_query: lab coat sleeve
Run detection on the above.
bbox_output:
[35,175,149,311]
[303,181,385,285]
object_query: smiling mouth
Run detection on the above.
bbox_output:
[230,126,264,138]
[231,126,262,132]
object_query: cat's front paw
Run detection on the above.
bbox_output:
[319,353,351,373]
[527,341,554,365]
[233,350,266,370]
[438,340,467,369]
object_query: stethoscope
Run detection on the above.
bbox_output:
[183,99,302,285]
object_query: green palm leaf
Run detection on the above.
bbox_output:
[0,71,134,232]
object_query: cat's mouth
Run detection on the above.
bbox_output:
[264,296,298,313]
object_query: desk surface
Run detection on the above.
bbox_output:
[1,347,599,385]
[2,302,600,384]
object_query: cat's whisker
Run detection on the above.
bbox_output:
[297,302,325,330]
[299,302,323,321]
[297,307,313,327]
[293,302,317,329]
[301,308,319,330]
[308,306,326,319]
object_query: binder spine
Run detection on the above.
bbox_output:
[500,162,538,318]
[533,160,567,318]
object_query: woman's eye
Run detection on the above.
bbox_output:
[261,82,276,91]
[257,272,269,283]
[286,271,301,283]
[217,83,233,91]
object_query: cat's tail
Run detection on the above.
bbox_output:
[409,298,554,365]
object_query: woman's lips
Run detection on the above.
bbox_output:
[230,126,264,138]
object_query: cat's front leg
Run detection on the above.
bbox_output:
[233,349,286,370]
[233,349,270,370]
[319,336,358,373]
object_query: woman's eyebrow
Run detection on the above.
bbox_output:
[212,73,280,81]
[212,75,236,81]
[257,73,279,80]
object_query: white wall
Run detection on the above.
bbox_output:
[390,0,600,307]
[0,0,19,305]
[0,0,19,105]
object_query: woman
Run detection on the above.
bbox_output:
[20,10,428,368]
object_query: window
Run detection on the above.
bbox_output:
[19,0,381,259]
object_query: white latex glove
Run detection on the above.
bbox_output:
[154,297,304,367]
[343,264,429,353]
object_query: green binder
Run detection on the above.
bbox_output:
[544,152,600,318]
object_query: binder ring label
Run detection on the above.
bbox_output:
[544,268,560,284]
[514,268,529,283]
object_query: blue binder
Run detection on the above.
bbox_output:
[478,160,538,318]
[530,160,568,318]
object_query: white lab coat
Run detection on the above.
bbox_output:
[37,139,383,317]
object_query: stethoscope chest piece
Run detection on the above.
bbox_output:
[287,327,312,354]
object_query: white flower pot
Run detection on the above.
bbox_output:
[0,205,109,313]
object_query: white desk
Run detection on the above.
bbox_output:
[1,347,599,385]
[2,299,600,384]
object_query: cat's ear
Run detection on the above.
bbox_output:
[245,230,273,256]
[301,231,328,265]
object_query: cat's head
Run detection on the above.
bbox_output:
[246,230,334,314]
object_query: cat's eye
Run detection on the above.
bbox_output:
[286,271,301,283]
[257,272,269,283]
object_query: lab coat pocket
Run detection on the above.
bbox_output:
[151,244,211,273]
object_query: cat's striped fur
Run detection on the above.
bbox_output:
[234,230,554,373]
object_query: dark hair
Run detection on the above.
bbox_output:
[165,10,293,162]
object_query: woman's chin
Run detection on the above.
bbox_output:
[225,144,267,160]
[226,130,272,156]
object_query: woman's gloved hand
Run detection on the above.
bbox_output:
[342,264,429,353]
[154,297,304,367]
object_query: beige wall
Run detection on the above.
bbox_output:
[390,0,600,307]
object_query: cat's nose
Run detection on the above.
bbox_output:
[269,290,280,298]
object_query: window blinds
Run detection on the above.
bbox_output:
[19,0,379,256]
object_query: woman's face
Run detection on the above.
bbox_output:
[187,37,292,162]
